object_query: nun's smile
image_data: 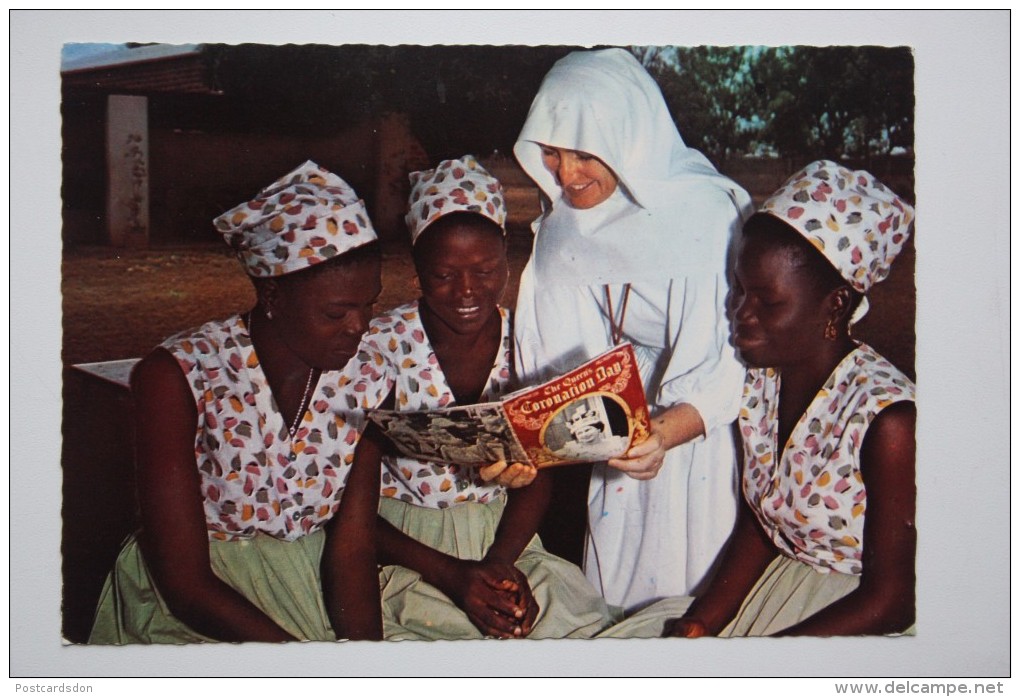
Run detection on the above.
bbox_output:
[539,145,619,210]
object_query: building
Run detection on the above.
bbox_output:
[61,43,431,248]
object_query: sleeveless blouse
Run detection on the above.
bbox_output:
[164,315,368,542]
[353,301,513,508]
[739,343,916,575]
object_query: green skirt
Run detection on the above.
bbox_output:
[90,498,619,644]
[596,555,860,639]
[594,596,695,639]
[378,495,621,640]
[88,530,336,644]
[718,555,860,637]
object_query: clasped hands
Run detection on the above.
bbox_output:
[444,558,539,639]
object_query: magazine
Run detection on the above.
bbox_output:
[366,343,651,469]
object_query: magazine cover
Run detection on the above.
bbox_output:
[367,343,651,468]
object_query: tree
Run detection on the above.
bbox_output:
[638,45,759,160]
[633,45,914,162]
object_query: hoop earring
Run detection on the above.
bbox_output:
[824,321,838,341]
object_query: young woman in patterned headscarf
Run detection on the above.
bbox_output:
[656,161,917,637]
[346,156,616,640]
[90,162,386,643]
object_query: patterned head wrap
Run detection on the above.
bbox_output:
[761,160,915,322]
[214,160,378,277]
[405,155,507,245]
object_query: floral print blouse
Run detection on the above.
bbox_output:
[165,315,374,542]
[352,301,514,508]
[739,343,916,575]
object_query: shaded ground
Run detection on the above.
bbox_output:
[62,229,915,378]
[61,231,536,366]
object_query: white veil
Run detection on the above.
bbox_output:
[513,48,752,285]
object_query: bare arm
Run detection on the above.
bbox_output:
[322,422,385,640]
[485,468,552,567]
[476,468,554,633]
[133,349,295,642]
[774,401,917,636]
[663,499,777,637]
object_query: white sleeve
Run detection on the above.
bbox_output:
[654,271,745,435]
[652,202,746,435]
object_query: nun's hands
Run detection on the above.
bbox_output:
[608,403,706,481]
[608,431,666,480]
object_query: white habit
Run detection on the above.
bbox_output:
[513,48,752,611]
